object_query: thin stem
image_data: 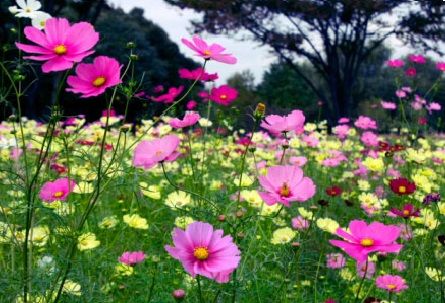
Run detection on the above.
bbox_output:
[197,276,204,303]
[355,259,368,303]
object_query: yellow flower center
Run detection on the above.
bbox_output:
[279,183,291,197]
[387,284,397,290]
[93,77,106,87]
[403,210,410,216]
[398,185,406,193]
[53,191,64,198]
[203,50,212,56]
[360,238,374,247]
[54,45,67,55]
[193,247,209,260]
[220,94,228,100]
[25,8,32,13]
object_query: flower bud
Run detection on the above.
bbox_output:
[172,289,186,301]
[254,102,266,119]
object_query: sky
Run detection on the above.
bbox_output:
[108,0,276,84]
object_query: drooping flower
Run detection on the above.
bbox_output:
[386,59,404,68]
[178,67,218,82]
[16,18,99,73]
[329,220,403,262]
[39,177,76,203]
[261,110,306,136]
[258,165,316,207]
[133,135,181,170]
[165,221,241,283]
[356,260,376,279]
[380,101,397,110]
[169,112,200,129]
[390,204,420,219]
[291,216,310,230]
[152,86,184,104]
[118,251,146,266]
[389,178,416,195]
[66,56,122,98]
[209,85,238,106]
[181,35,237,64]
[9,0,42,19]
[376,274,408,293]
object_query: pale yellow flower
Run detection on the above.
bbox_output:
[123,214,148,229]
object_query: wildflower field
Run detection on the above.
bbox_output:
[1,1,445,303]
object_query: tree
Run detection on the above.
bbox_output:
[164,0,445,123]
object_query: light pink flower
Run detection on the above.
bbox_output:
[261,110,305,136]
[392,260,406,272]
[376,275,408,293]
[291,216,310,230]
[356,260,375,279]
[179,67,218,82]
[181,35,237,64]
[209,85,238,106]
[66,56,122,98]
[39,177,76,203]
[169,112,200,129]
[165,221,241,283]
[338,117,350,124]
[133,135,181,169]
[118,251,146,266]
[396,89,407,98]
[427,102,441,114]
[354,116,377,130]
[258,165,316,207]
[326,253,346,269]
[16,18,99,73]
[329,220,403,262]
[361,131,379,147]
[380,101,396,110]
[333,124,350,140]
[289,156,307,167]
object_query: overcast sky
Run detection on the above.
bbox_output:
[108,0,276,84]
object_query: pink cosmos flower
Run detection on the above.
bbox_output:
[396,89,407,98]
[333,124,350,140]
[302,133,319,147]
[165,221,241,283]
[39,177,76,203]
[179,67,218,82]
[354,116,377,130]
[258,165,316,207]
[133,135,181,169]
[209,85,238,106]
[405,67,417,77]
[152,86,184,104]
[386,59,404,68]
[408,54,426,64]
[338,117,350,124]
[427,102,442,114]
[186,100,198,110]
[329,220,403,262]
[66,56,122,98]
[291,216,310,230]
[181,35,237,64]
[326,253,346,269]
[390,204,420,219]
[376,275,408,293]
[392,260,406,272]
[436,62,445,72]
[289,156,308,167]
[380,101,396,110]
[16,18,99,73]
[356,260,376,279]
[261,110,306,136]
[169,112,200,129]
[118,251,146,266]
[361,131,379,147]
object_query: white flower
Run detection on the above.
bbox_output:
[12,0,43,19]
[31,11,51,30]
[198,118,213,128]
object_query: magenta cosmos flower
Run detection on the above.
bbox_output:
[16,18,99,73]
[329,220,403,262]
[66,56,122,98]
[169,112,200,129]
[376,275,408,293]
[165,221,241,283]
[181,35,237,64]
[179,67,218,82]
[39,177,76,203]
[258,165,316,207]
[118,251,146,266]
[133,135,180,169]
[261,110,306,136]
[209,85,238,106]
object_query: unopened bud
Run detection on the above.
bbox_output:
[254,102,266,119]
[172,289,186,301]
[126,42,136,49]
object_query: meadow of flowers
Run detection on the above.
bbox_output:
[1,1,445,302]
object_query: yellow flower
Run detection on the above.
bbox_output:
[270,227,296,244]
[98,216,119,229]
[77,233,100,251]
[73,182,94,194]
[298,207,313,220]
[316,218,339,234]
[115,264,134,276]
[63,280,82,296]
[123,214,148,229]
[233,174,254,187]
[174,216,195,229]
[31,226,50,247]
[165,191,192,209]
[438,202,445,216]
[412,209,439,230]
[362,157,384,172]
[241,190,263,208]
[357,180,370,191]
[140,182,161,200]
[425,267,443,282]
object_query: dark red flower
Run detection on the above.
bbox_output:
[326,185,342,197]
[389,178,416,195]
[390,204,420,218]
